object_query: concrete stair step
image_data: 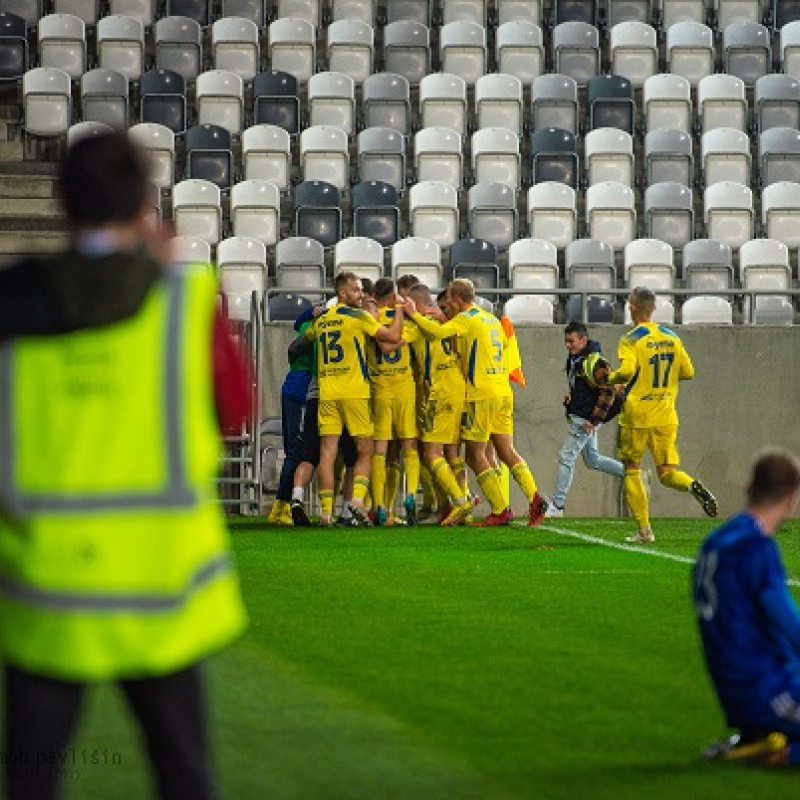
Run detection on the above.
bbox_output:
[0,198,62,218]
[0,215,67,232]
[0,160,60,176]
[0,140,23,161]
[0,174,56,199]
[0,231,68,264]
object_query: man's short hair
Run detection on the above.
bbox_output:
[373,277,396,300]
[436,289,448,303]
[747,448,800,506]
[60,132,149,226]
[629,286,657,314]
[334,271,359,292]
[408,283,431,306]
[396,274,420,292]
[564,322,589,338]
[360,277,374,296]
[448,278,476,304]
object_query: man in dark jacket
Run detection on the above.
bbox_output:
[547,322,625,517]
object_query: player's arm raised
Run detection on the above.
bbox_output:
[402,297,462,340]
[373,301,406,351]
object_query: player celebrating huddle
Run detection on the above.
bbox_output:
[404,279,548,526]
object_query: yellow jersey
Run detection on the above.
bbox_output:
[412,305,511,401]
[609,322,695,428]
[409,319,465,397]
[306,303,383,401]
[368,307,419,399]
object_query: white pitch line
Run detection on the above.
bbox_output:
[539,523,800,589]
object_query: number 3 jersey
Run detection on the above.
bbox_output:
[306,303,383,401]
[611,322,694,428]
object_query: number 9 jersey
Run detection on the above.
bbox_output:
[613,322,695,428]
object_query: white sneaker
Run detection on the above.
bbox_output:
[625,528,655,543]
[546,505,564,518]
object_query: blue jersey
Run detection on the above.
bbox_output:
[692,512,800,726]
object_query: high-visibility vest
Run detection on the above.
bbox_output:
[0,268,247,681]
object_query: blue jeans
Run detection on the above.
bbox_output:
[276,392,305,502]
[551,415,625,509]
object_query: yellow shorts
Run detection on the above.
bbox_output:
[461,395,514,442]
[373,394,418,440]
[318,398,374,438]
[421,389,464,445]
[617,425,680,466]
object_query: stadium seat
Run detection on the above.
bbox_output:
[723,21,771,86]
[231,179,280,246]
[81,68,128,129]
[300,125,349,190]
[468,182,518,249]
[531,73,578,134]
[585,127,634,187]
[703,181,754,250]
[623,239,675,301]
[408,180,459,248]
[475,74,523,135]
[530,127,578,188]
[308,71,355,134]
[97,14,144,82]
[759,126,800,187]
[267,293,314,322]
[170,235,211,269]
[139,69,186,135]
[154,16,202,83]
[442,0,486,25]
[564,294,615,323]
[662,0,705,27]
[54,0,97,26]
[363,72,411,134]
[781,20,800,79]
[414,126,463,188]
[566,238,616,300]
[331,0,376,24]
[683,238,734,290]
[268,17,315,84]
[419,72,467,136]
[109,0,155,28]
[211,17,259,82]
[195,70,243,135]
[386,0,431,25]
[351,180,400,247]
[610,21,658,87]
[128,122,175,189]
[587,74,635,134]
[471,127,521,189]
[218,236,268,322]
[586,182,637,249]
[67,120,114,149]
[553,21,600,86]
[276,236,326,295]
[1,0,41,28]
[554,0,597,24]
[717,0,763,28]
[740,238,794,324]
[701,127,751,187]
[383,20,429,85]
[38,13,85,80]
[276,0,320,28]
[497,0,542,23]
[608,0,653,25]
[357,126,406,191]
[222,0,266,25]
[293,179,342,247]
[165,0,210,27]
[172,178,222,244]
[448,237,498,288]
[681,296,733,324]
[23,66,72,140]
[253,70,300,135]
[509,237,558,303]
[502,295,555,323]
[0,13,27,82]
[185,123,233,191]
[327,19,374,84]
[527,181,577,249]
[761,181,800,248]
[644,181,694,250]
[391,236,442,286]
[698,74,748,134]
[643,73,692,133]
[439,20,487,85]
[755,74,800,133]
[644,127,694,187]
[775,0,800,28]
[334,236,385,283]
[242,124,291,191]
[666,21,715,86]
[495,21,544,86]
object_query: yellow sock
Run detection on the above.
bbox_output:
[420,463,436,508]
[403,449,421,500]
[431,457,466,505]
[449,458,469,498]
[477,468,507,514]
[353,475,370,506]
[386,461,401,511]
[510,460,537,503]
[371,453,387,509]
[625,469,650,530]
[320,490,334,520]
[659,469,693,492]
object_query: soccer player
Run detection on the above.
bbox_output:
[695,448,800,767]
[369,278,422,526]
[396,273,421,299]
[547,322,625,518]
[607,286,717,543]
[303,272,404,526]
[404,279,548,526]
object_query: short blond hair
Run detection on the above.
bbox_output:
[629,286,656,315]
[448,278,476,304]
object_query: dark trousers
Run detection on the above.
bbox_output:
[3,662,215,800]
[276,392,306,502]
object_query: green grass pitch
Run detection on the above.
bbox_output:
[54,518,800,799]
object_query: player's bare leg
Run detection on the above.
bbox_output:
[492,434,548,526]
